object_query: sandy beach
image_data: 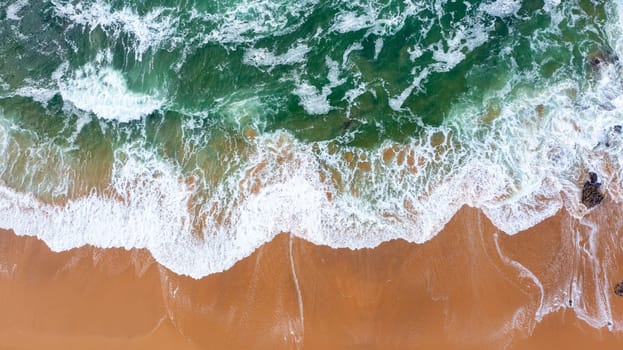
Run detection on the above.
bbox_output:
[1,205,623,349]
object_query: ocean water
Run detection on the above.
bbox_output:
[1,0,623,295]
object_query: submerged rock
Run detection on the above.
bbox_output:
[588,51,619,69]
[582,172,604,208]
[342,119,361,131]
[590,55,603,67]
[615,281,623,297]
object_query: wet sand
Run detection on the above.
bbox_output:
[1,205,623,349]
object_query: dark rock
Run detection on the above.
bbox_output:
[615,281,623,297]
[590,55,603,67]
[582,183,603,208]
[615,125,622,133]
[582,173,603,208]
[589,171,598,184]
[588,51,619,70]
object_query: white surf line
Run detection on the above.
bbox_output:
[289,234,305,347]
[157,268,198,345]
[574,216,614,329]
[493,232,546,327]
[587,225,613,330]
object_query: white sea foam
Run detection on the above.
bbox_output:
[608,0,623,56]
[330,11,377,34]
[0,153,196,272]
[480,0,522,17]
[51,0,177,59]
[388,9,493,110]
[543,0,561,11]
[243,43,311,69]
[429,20,490,72]
[293,57,345,115]
[2,56,623,281]
[13,85,57,106]
[293,82,332,115]
[57,63,164,122]
[6,0,29,21]
[0,77,8,91]
[0,80,57,106]
[201,0,318,45]
[373,38,384,60]
[329,0,424,37]
[388,67,429,111]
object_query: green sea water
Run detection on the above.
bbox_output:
[0,0,609,196]
[0,0,622,279]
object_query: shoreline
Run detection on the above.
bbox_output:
[1,205,623,348]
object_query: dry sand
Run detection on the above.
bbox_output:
[1,205,623,349]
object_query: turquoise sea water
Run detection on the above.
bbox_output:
[1,0,623,292]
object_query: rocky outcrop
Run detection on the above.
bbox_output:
[582,172,604,208]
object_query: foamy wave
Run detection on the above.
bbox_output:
[329,0,423,37]
[0,155,198,271]
[200,0,318,45]
[430,20,490,72]
[479,0,522,17]
[243,43,311,69]
[0,83,58,106]
[6,0,29,21]
[56,62,164,122]
[51,0,177,59]
[13,86,57,106]
[3,67,620,278]
[330,12,377,34]
[388,68,429,111]
[388,10,493,110]
[1,63,623,281]
[292,57,345,115]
